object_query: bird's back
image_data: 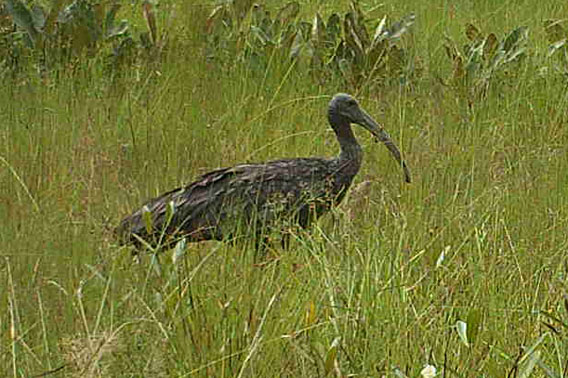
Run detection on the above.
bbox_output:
[116,157,357,248]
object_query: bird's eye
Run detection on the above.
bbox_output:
[347,100,357,107]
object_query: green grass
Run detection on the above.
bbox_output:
[2,0,568,376]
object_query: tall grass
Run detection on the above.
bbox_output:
[1,0,568,376]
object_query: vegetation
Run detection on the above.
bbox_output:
[1,0,163,79]
[205,1,416,89]
[1,0,568,376]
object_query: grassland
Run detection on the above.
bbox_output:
[1,0,568,376]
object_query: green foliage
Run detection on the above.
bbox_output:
[443,23,529,100]
[205,1,301,68]
[326,4,416,89]
[205,0,417,90]
[544,19,568,76]
[0,0,164,79]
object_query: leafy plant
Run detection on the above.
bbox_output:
[544,19,568,77]
[205,0,417,90]
[321,3,416,88]
[1,0,165,79]
[205,1,301,68]
[443,23,529,99]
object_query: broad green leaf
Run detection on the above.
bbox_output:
[443,44,465,80]
[251,25,270,46]
[371,15,387,46]
[293,21,314,60]
[6,0,39,43]
[344,13,365,58]
[84,3,101,42]
[57,0,80,24]
[298,21,312,41]
[465,23,482,41]
[312,13,325,48]
[106,19,129,39]
[443,39,460,61]
[489,48,506,70]
[483,33,498,60]
[279,23,296,51]
[272,1,299,36]
[30,4,46,31]
[464,42,483,82]
[112,36,135,63]
[388,13,415,40]
[502,26,528,54]
[503,46,526,63]
[256,7,273,37]
[275,1,299,25]
[58,0,101,52]
[289,29,304,59]
[453,55,464,80]
[368,38,387,69]
[348,1,370,48]
[337,56,354,83]
[172,238,187,265]
[547,39,567,57]
[325,13,341,48]
[251,3,273,39]
[456,320,469,347]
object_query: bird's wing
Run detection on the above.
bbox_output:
[116,158,337,244]
[116,166,236,241]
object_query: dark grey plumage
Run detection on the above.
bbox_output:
[116,94,411,249]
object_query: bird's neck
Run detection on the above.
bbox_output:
[329,112,363,167]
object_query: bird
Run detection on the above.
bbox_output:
[116,93,411,251]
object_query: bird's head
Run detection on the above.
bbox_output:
[330,93,385,134]
[329,93,412,183]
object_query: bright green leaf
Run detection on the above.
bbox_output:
[172,238,187,265]
[456,320,469,347]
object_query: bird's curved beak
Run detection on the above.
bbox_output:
[357,109,412,183]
